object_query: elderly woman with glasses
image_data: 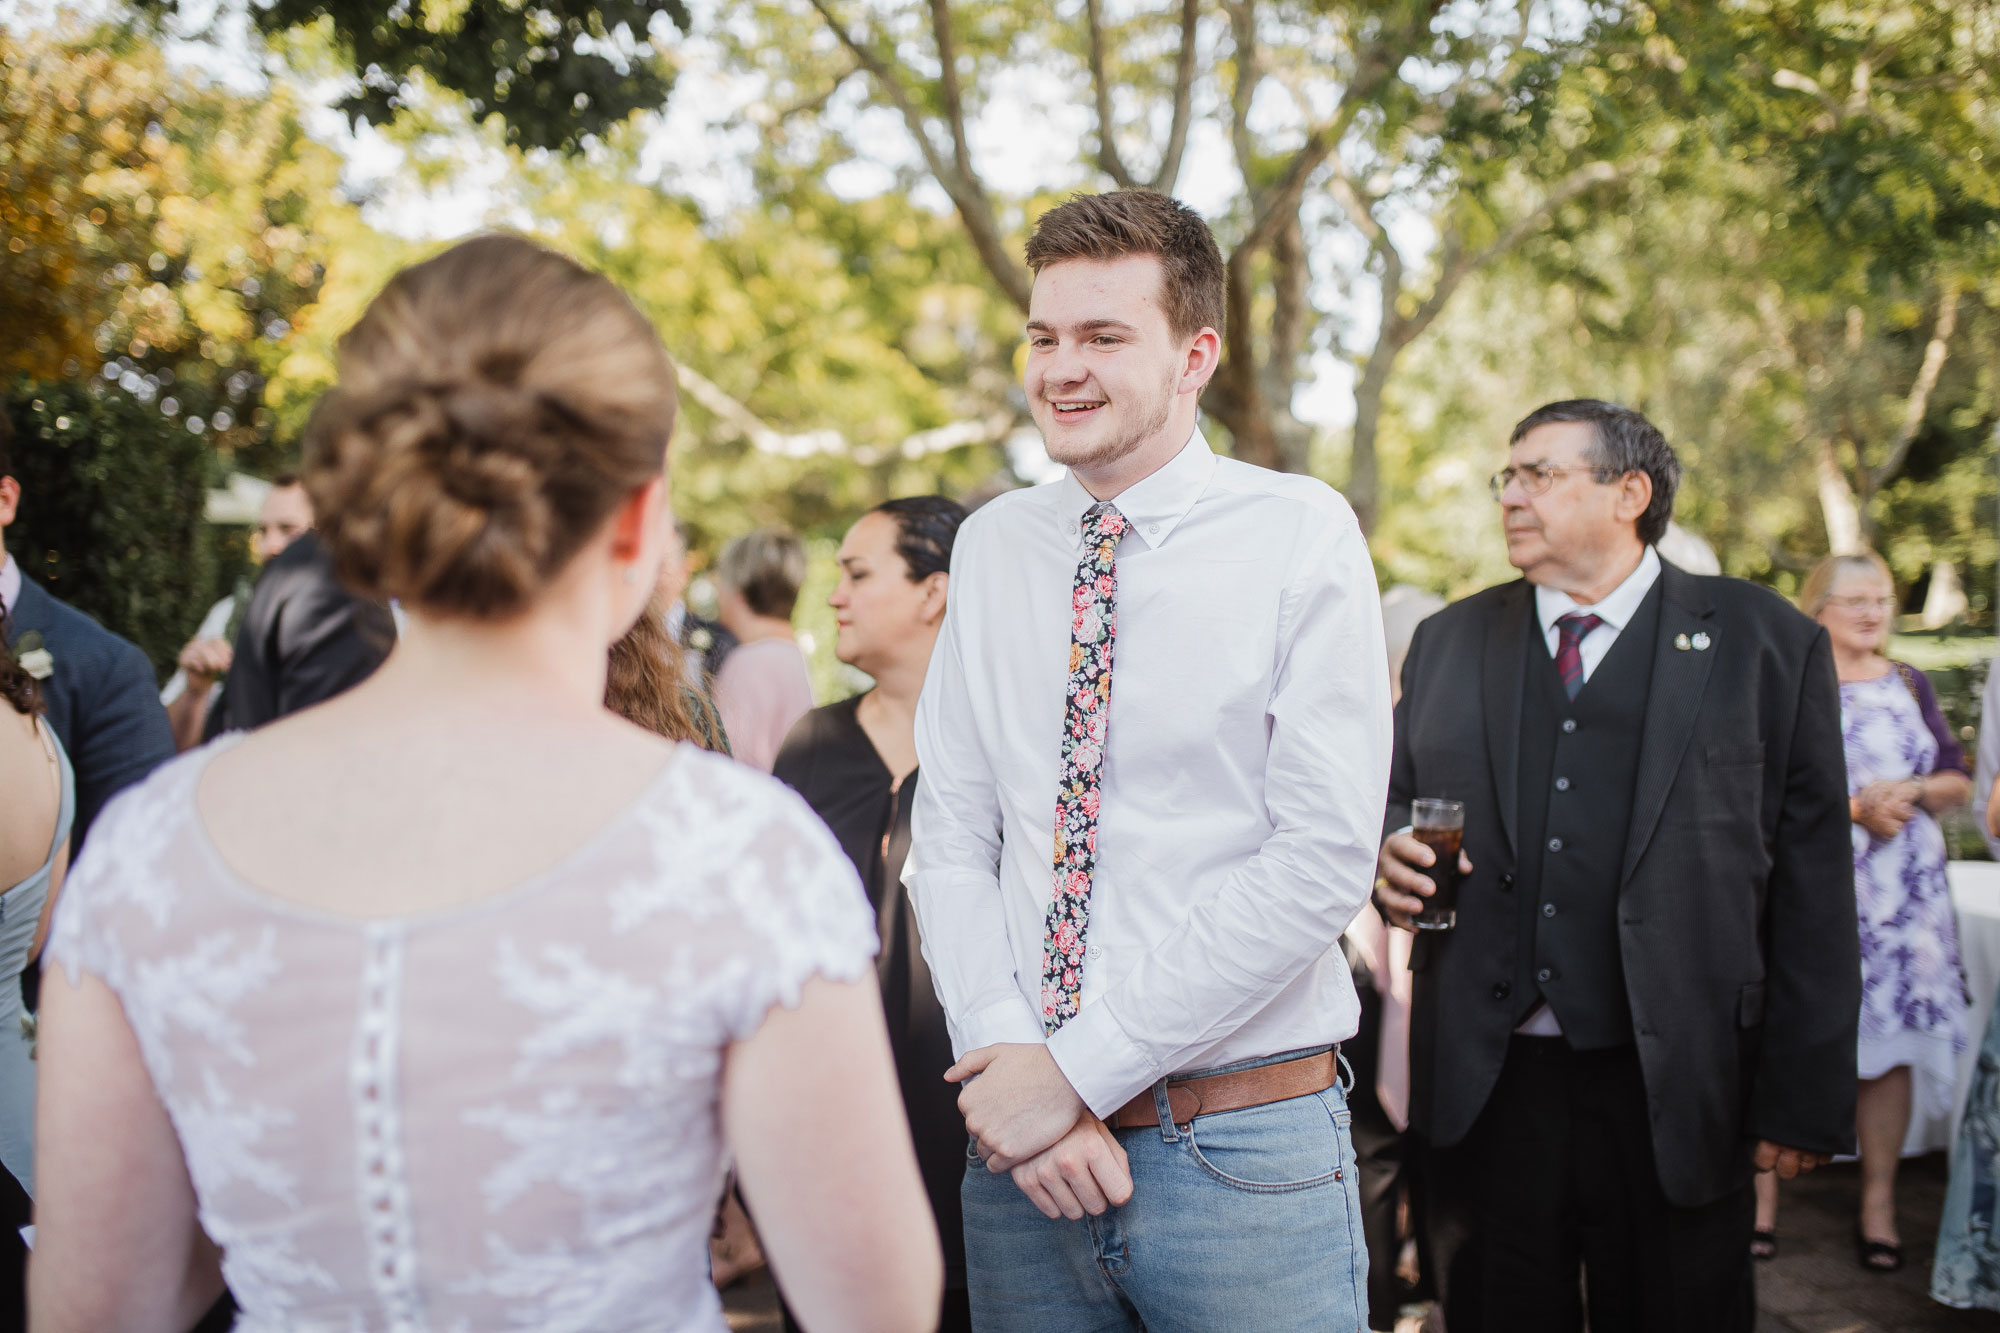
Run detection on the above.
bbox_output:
[1755,551,1971,1272]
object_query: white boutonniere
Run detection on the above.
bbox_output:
[689,626,715,652]
[12,631,52,680]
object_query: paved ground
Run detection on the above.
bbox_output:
[720,1153,2000,1331]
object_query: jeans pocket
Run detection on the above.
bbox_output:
[1181,1090,1350,1195]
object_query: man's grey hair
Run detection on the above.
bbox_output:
[1509,399,1682,546]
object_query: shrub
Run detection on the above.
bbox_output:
[4,380,249,680]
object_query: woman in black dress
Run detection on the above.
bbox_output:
[774,495,969,1332]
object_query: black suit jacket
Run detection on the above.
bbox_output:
[1388,560,1859,1206]
[211,532,395,735]
[6,574,175,851]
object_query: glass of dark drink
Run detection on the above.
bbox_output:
[1412,797,1465,931]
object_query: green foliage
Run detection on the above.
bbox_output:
[4,381,251,678]
[133,0,688,152]
[0,22,360,477]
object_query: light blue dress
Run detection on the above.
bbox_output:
[1,718,74,1195]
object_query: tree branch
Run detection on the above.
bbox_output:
[1237,1,1441,256]
[1396,157,1627,350]
[1150,0,1199,191]
[679,364,1017,462]
[1870,284,1962,489]
[806,0,1031,309]
[1085,0,1138,189]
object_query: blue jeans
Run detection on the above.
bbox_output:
[963,1052,1368,1332]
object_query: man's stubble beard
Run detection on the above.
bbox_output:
[1041,367,1178,470]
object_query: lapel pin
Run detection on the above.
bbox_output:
[1674,633,1691,651]
[1692,632,1711,651]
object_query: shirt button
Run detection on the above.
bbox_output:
[1542,903,1557,918]
[1561,719,1578,734]
[1547,837,1563,852]
[1148,523,1159,534]
[1554,777,1570,792]
[1086,944,1103,960]
[1537,967,1554,983]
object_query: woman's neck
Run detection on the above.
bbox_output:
[1832,644,1890,681]
[728,613,795,645]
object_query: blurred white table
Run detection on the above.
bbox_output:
[1910,862,2000,1155]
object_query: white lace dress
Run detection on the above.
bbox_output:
[45,737,877,1333]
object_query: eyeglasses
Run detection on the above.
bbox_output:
[1488,462,1618,499]
[1825,596,1895,613]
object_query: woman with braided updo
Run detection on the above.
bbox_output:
[30,234,939,1333]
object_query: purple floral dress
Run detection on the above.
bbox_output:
[1842,669,1967,1117]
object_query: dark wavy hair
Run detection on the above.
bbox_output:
[1509,399,1681,546]
[0,598,41,718]
[871,495,968,581]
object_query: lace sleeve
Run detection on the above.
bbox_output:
[43,780,148,990]
[715,779,879,1044]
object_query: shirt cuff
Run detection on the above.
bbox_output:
[1045,1000,1156,1119]
[952,996,1048,1057]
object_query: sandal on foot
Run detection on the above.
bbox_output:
[1856,1230,1904,1272]
[1750,1229,1779,1261]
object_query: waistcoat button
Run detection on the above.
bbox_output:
[1537,967,1554,983]
[1542,902,1557,918]
[1561,719,1577,733]
[1555,777,1570,791]
[1547,837,1563,852]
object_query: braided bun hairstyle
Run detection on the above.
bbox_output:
[303,235,677,619]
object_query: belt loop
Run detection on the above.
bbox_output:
[1335,1047,1355,1097]
[1150,1079,1180,1143]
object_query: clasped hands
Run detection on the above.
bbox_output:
[1852,778,1923,841]
[948,1042,1134,1221]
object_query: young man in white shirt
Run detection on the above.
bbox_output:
[907,190,1390,1329]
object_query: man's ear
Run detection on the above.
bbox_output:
[1615,471,1654,528]
[0,476,19,531]
[1179,327,1222,397]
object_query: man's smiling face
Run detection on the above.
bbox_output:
[1024,253,1185,475]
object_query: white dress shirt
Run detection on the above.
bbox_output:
[0,553,19,619]
[906,431,1392,1117]
[1517,544,1662,1036]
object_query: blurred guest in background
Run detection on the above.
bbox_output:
[1758,552,1970,1273]
[207,521,397,737]
[662,520,736,685]
[161,473,314,750]
[711,527,813,772]
[0,592,71,1328]
[1376,399,1857,1332]
[1932,697,2000,1310]
[774,494,969,1333]
[0,416,174,853]
[607,574,729,754]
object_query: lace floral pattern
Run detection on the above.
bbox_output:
[1041,501,1126,1033]
[44,744,875,1333]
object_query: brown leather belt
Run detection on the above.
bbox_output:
[1107,1050,1338,1130]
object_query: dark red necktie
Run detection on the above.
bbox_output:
[1554,612,1604,701]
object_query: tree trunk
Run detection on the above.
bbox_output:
[1814,437,1864,555]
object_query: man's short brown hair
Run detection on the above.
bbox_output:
[1024,190,1225,343]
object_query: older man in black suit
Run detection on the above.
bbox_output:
[0,419,174,852]
[1374,400,1857,1332]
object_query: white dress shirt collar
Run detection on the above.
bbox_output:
[1057,429,1216,551]
[0,551,19,618]
[1535,545,1661,639]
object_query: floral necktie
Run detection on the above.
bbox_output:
[1041,501,1128,1033]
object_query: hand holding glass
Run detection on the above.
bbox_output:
[1412,798,1465,931]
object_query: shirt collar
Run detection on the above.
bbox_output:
[1057,429,1216,551]
[1535,545,1661,636]
[0,552,18,619]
